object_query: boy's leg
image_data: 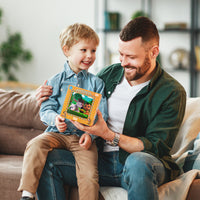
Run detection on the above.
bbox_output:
[18,132,67,195]
[70,135,99,200]
[37,149,121,200]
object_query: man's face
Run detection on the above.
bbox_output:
[118,37,152,85]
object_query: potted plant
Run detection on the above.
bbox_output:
[0,8,33,81]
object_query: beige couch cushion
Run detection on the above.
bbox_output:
[0,89,46,155]
[0,155,23,200]
[0,89,45,130]
[0,125,42,155]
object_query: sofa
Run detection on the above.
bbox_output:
[0,88,200,200]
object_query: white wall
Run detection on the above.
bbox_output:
[0,0,196,96]
[0,0,96,85]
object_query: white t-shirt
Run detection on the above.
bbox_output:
[103,76,150,152]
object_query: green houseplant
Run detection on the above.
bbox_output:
[0,8,32,81]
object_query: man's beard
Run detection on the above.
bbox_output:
[124,55,151,82]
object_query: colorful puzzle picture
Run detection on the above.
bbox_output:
[60,85,102,126]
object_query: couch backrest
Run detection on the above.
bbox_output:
[0,89,46,155]
[1,90,200,158]
[171,97,200,164]
[0,89,45,130]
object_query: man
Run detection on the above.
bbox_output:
[36,17,186,200]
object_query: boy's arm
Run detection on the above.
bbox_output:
[36,78,108,121]
[39,80,60,126]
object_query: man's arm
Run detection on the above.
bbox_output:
[71,109,144,153]
[118,134,144,153]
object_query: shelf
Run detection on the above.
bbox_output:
[97,28,120,33]
[164,68,189,72]
[97,28,200,33]
[159,28,200,33]
[95,0,200,96]
[159,28,191,33]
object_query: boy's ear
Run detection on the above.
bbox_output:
[62,45,69,57]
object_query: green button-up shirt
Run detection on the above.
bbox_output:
[97,62,186,180]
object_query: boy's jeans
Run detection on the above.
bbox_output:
[37,150,167,200]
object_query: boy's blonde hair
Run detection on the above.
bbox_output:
[59,23,99,49]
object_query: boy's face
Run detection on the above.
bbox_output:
[63,39,98,74]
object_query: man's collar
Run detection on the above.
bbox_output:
[148,62,163,89]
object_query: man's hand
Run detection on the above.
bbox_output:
[79,133,92,150]
[55,115,67,132]
[35,80,53,106]
[71,109,114,141]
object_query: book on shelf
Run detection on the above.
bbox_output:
[164,22,187,30]
[195,46,200,70]
[60,85,102,126]
[104,11,120,30]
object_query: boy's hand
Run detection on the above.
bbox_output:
[79,133,92,150]
[55,115,67,132]
[35,80,53,106]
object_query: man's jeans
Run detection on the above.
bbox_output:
[37,149,168,200]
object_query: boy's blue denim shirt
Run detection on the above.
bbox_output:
[40,61,108,140]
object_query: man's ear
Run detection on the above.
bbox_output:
[62,45,70,57]
[151,45,159,59]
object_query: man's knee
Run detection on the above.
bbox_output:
[125,152,152,169]
[122,152,165,186]
[122,152,156,183]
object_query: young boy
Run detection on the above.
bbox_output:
[18,23,108,200]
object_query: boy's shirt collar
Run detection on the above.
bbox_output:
[64,61,88,79]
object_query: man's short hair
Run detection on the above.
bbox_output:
[119,16,159,45]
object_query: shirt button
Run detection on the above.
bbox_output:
[77,84,80,87]
[74,75,77,78]
[108,91,111,94]
[60,88,63,92]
